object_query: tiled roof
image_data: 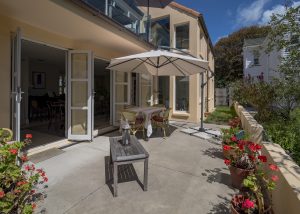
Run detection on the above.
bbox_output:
[169,2,201,17]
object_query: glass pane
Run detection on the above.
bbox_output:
[71,109,87,135]
[72,81,88,107]
[176,24,189,50]
[159,76,170,108]
[140,74,152,85]
[115,72,128,82]
[140,85,152,107]
[151,17,170,47]
[176,76,189,112]
[114,104,126,123]
[115,84,128,103]
[71,53,88,79]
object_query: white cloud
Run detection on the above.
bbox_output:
[236,0,270,26]
[259,1,300,24]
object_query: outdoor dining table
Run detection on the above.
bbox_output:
[123,106,165,138]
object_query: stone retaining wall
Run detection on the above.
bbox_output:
[234,102,300,214]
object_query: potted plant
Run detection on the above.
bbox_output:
[230,159,279,214]
[224,140,263,189]
[0,128,48,214]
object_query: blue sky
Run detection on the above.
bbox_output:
[175,0,300,44]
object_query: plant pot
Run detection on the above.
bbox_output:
[228,165,254,189]
[230,203,272,214]
[222,142,237,159]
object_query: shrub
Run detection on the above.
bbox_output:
[0,129,47,214]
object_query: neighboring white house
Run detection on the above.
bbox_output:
[243,37,281,83]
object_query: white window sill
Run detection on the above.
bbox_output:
[172,111,190,117]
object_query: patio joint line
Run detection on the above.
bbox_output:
[150,163,203,178]
[63,184,106,214]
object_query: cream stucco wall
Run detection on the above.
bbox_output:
[140,5,215,123]
[0,0,151,128]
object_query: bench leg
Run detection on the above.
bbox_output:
[113,162,118,197]
[144,158,148,191]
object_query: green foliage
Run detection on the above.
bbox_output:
[214,25,270,88]
[205,106,237,125]
[0,129,47,214]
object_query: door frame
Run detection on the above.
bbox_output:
[67,50,93,141]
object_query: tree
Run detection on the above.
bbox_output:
[214,26,270,88]
[267,5,300,120]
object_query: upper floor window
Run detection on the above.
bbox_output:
[151,17,170,47]
[175,24,189,50]
[253,50,260,66]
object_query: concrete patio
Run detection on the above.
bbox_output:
[33,123,236,214]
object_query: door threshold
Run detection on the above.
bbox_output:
[27,138,71,157]
[93,126,118,136]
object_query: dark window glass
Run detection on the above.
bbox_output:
[175,76,189,112]
[176,24,189,49]
[151,17,170,47]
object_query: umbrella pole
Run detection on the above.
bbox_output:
[199,72,205,132]
[146,0,150,42]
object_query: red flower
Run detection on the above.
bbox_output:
[24,165,31,171]
[21,155,28,162]
[248,155,255,162]
[269,164,279,171]
[258,155,267,162]
[271,175,279,182]
[223,145,231,151]
[9,149,18,155]
[25,134,32,139]
[32,203,36,209]
[0,191,5,198]
[248,143,257,152]
[230,136,237,142]
[238,142,245,151]
[224,159,231,166]
[30,190,35,194]
[14,189,21,194]
[255,144,262,150]
[31,164,35,171]
[17,181,27,186]
[43,177,48,182]
[242,199,255,209]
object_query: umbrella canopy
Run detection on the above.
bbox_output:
[107,50,208,76]
[134,0,173,8]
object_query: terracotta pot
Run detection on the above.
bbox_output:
[228,165,254,189]
[222,142,237,159]
[230,204,239,214]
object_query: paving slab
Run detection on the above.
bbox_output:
[35,123,236,214]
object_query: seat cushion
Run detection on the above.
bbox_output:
[152,115,164,122]
[135,117,144,125]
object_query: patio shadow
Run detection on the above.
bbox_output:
[104,156,144,196]
[202,168,233,189]
[208,195,231,214]
[203,147,224,159]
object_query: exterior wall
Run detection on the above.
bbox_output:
[141,5,215,123]
[0,0,151,128]
[243,41,281,83]
[234,102,300,214]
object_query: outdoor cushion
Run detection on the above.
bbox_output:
[152,115,164,122]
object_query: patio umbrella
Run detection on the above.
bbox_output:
[107,49,210,131]
[133,0,173,41]
[107,49,208,76]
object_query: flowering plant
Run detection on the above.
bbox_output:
[228,117,242,128]
[241,163,279,214]
[221,126,241,146]
[0,128,47,214]
[224,139,263,170]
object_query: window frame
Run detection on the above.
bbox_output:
[174,22,190,51]
[173,76,190,113]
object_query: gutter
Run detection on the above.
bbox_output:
[68,0,155,50]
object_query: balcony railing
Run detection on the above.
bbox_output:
[81,0,148,40]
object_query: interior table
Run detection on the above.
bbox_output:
[109,135,149,197]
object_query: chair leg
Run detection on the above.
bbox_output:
[163,127,166,139]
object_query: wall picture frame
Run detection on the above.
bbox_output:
[32,72,46,89]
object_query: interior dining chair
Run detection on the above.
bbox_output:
[121,111,145,139]
[151,108,172,138]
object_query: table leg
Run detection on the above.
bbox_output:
[144,158,148,191]
[113,162,118,197]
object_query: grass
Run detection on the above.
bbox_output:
[205,106,237,125]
